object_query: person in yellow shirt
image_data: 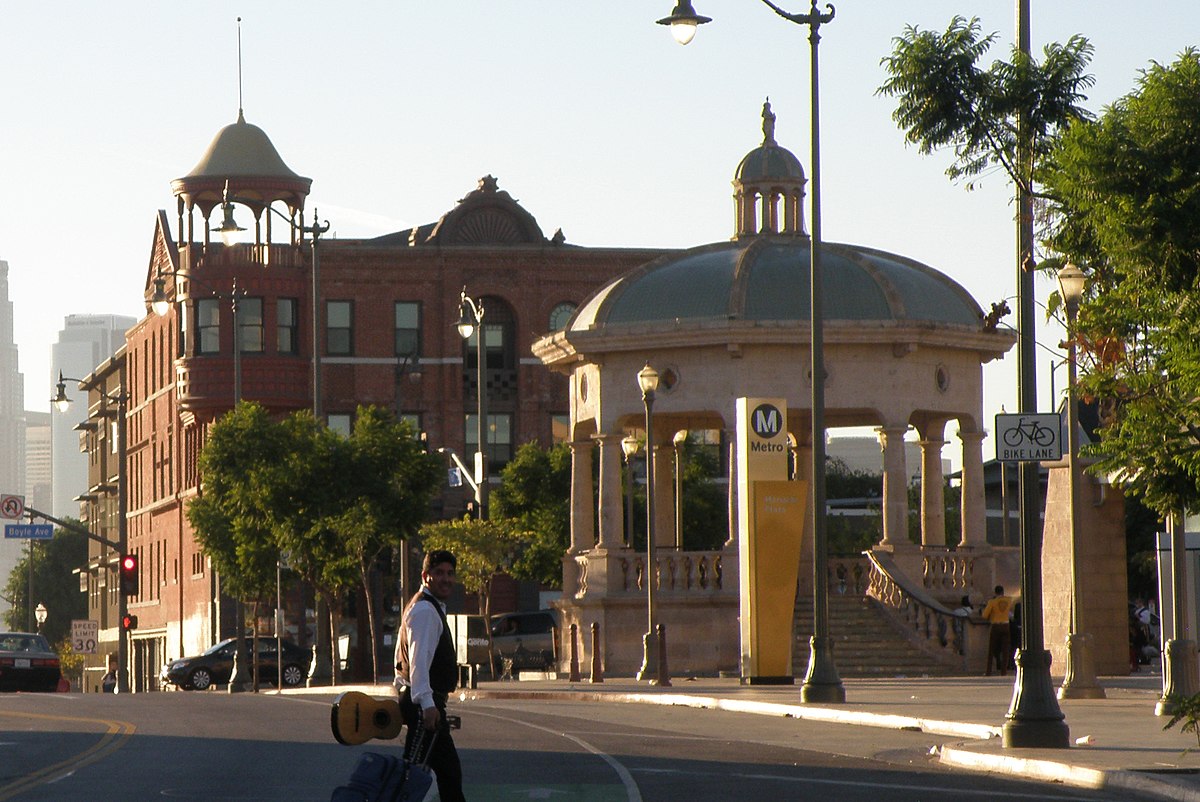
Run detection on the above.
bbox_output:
[981,585,1014,676]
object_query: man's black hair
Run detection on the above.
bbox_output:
[423,550,457,573]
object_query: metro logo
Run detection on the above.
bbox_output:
[751,404,782,438]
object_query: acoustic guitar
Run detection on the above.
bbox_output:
[330,691,404,745]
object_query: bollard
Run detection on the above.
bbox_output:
[589,622,604,683]
[568,623,581,682]
[654,623,672,687]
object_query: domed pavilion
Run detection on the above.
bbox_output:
[533,102,1018,677]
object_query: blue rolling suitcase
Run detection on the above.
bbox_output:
[330,727,437,802]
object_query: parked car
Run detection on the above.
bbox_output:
[0,632,62,692]
[489,610,559,674]
[160,637,309,691]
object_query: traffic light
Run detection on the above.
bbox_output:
[119,554,138,596]
[121,613,138,630]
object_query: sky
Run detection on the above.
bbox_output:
[2,1,1197,462]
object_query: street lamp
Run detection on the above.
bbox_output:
[214,189,330,420]
[34,603,47,634]
[52,373,129,693]
[1056,265,1104,700]
[457,288,488,519]
[636,364,664,684]
[673,429,688,550]
[151,272,247,404]
[659,0,844,704]
[622,435,641,548]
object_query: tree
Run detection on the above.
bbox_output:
[336,407,442,681]
[878,16,1094,196]
[3,523,87,643]
[1040,49,1200,518]
[417,516,527,625]
[490,442,572,587]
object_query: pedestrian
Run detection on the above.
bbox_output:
[981,585,1014,676]
[101,653,118,693]
[953,596,973,617]
[394,550,466,802]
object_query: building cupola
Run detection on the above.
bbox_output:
[733,100,807,239]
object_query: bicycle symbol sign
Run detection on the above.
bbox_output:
[995,413,1063,462]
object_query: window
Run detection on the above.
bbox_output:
[196,298,220,354]
[277,298,298,354]
[399,413,421,434]
[548,302,577,332]
[327,414,352,437]
[465,413,512,469]
[551,414,570,444]
[326,301,353,355]
[395,302,420,357]
[238,298,264,353]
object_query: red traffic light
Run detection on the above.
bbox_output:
[121,613,138,630]
[119,554,138,596]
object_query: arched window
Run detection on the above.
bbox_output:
[548,302,577,332]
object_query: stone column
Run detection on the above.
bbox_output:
[568,439,596,554]
[594,433,625,551]
[652,444,674,550]
[919,430,947,547]
[724,431,737,549]
[878,425,910,547]
[957,429,988,548]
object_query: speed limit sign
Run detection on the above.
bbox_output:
[71,619,99,654]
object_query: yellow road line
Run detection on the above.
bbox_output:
[0,710,136,800]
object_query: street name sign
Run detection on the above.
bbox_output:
[4,523,53,540]
[0,494,24,520]
[995,413,1063,463]
[71,619,99,654]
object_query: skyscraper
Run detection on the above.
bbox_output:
[0,260,25,606]
[50,314,135,518]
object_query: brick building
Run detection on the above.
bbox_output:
[75,111,668,690]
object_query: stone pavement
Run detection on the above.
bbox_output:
[309,669,1200,801]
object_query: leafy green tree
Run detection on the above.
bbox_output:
[1040,49,1200,518]
[3,523,87,642]
[878,15,1093,195]
[490,442,572,587]
[335,407,441,680]
[417,517,527,624]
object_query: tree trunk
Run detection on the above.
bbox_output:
[329,597,342,686]
[251,600,260,693]
[361,562,380,684]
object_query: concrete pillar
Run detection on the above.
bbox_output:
[652,444,674,550]
[724,431,737,549]
[594,433,625,551]
[957,429,988,548]
[919,429,947,547]
[878,425,911,547]
[568,439,595,554]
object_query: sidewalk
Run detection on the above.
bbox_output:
[307,669,1200,801]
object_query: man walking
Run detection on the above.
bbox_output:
[395,550,466,802]
[982,585,1014,676]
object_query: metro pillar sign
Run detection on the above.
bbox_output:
[736,398,807,683]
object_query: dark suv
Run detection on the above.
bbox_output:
[160,638,309,690]
[490,610,559,674]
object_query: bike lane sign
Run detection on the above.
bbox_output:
[995,413,1063,462]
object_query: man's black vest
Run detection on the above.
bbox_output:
[398,591,457,697]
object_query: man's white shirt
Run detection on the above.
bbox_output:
[396,591,446,711]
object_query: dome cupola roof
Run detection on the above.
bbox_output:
[734,99,805,183]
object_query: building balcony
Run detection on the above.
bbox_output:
[176,355,311,414]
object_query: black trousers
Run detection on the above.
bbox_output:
[399,687,465,802]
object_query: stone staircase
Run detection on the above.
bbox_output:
[792,592,961,677]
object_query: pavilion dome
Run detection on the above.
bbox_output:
[569,236,984,333]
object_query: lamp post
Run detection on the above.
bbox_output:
[673,429,688,550]
[1003,1,1069,748]
[151,273,247,405]
[151,270,254,691]
[53,373,130,693]
[636,364,662,683]
[659,0,844,703]
[622,435,641,548]
[456,288,488,519]
[213,190,330,419]
[1055,265,1105,700]
[34,603,47,635]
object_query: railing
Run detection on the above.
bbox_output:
[922,548,978,595]
[573,549,729,600]
[865,550,973,671]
